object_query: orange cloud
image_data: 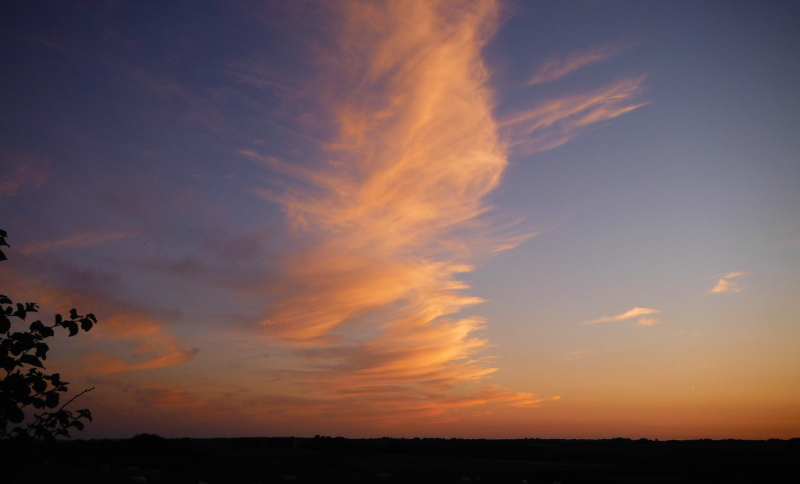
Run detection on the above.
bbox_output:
[527,44,629,86]
[2,264,197,376]
[720,271,746,279]
[262,0,505,344]
[709,271,746,294]
[243,0,557,422]
[84,346,198,374]
[709,279,743,294]
[586,307,661,324]
[84,315,199,374]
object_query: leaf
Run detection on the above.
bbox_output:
[14,303,26,320]
[44,391,60,408]
[15,331,36,349]
[7,404,25,423]
[70,420,84,431]
[69,308,79,320]
[55,314,62,325]
[0,249,5,261]
[32,378,47,394]
[87,313,97,323]
[20,354,44,368]
[0,314,9,333]
[1,355,16,372]
[25,302,38,313]
[77,409,93,422]
[65,321,79,337]
[35,342,49,359]
[80,318,93,332]
[55,409,69,425]
[29,321,55,337]
[9,341,23,355]
[0,294,11,304]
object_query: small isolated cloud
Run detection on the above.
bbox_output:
[708,271,746,294]
[527,43,630,86]
[585,307,661,324]
[709,279,742,294]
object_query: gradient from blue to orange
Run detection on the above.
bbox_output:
[1,1,798,439]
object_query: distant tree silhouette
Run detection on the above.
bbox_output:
[0,229,95,440]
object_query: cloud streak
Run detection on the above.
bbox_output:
[527,44,629,86]
[501,77,649,154]
[586,307,661,324]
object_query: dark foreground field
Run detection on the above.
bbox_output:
[3,435,798,484]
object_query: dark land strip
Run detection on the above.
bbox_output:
[2,435,798,483]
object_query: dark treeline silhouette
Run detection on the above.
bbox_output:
[1,435,798,483]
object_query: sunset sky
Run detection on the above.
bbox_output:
[1,1,798,440]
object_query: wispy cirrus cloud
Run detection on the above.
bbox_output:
[709,271,746,294]
[242,0,557,422]
[527,43,631,86]
[228,0,647,426]
[82,315,199,375]
[501,76,649,154]
[585,307,661,324]
[2,257,197,376]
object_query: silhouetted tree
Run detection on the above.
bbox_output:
[0,229,95,440]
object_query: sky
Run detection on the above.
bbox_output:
[1,0,798,440]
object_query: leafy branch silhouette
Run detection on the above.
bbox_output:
[0,229,96,440]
